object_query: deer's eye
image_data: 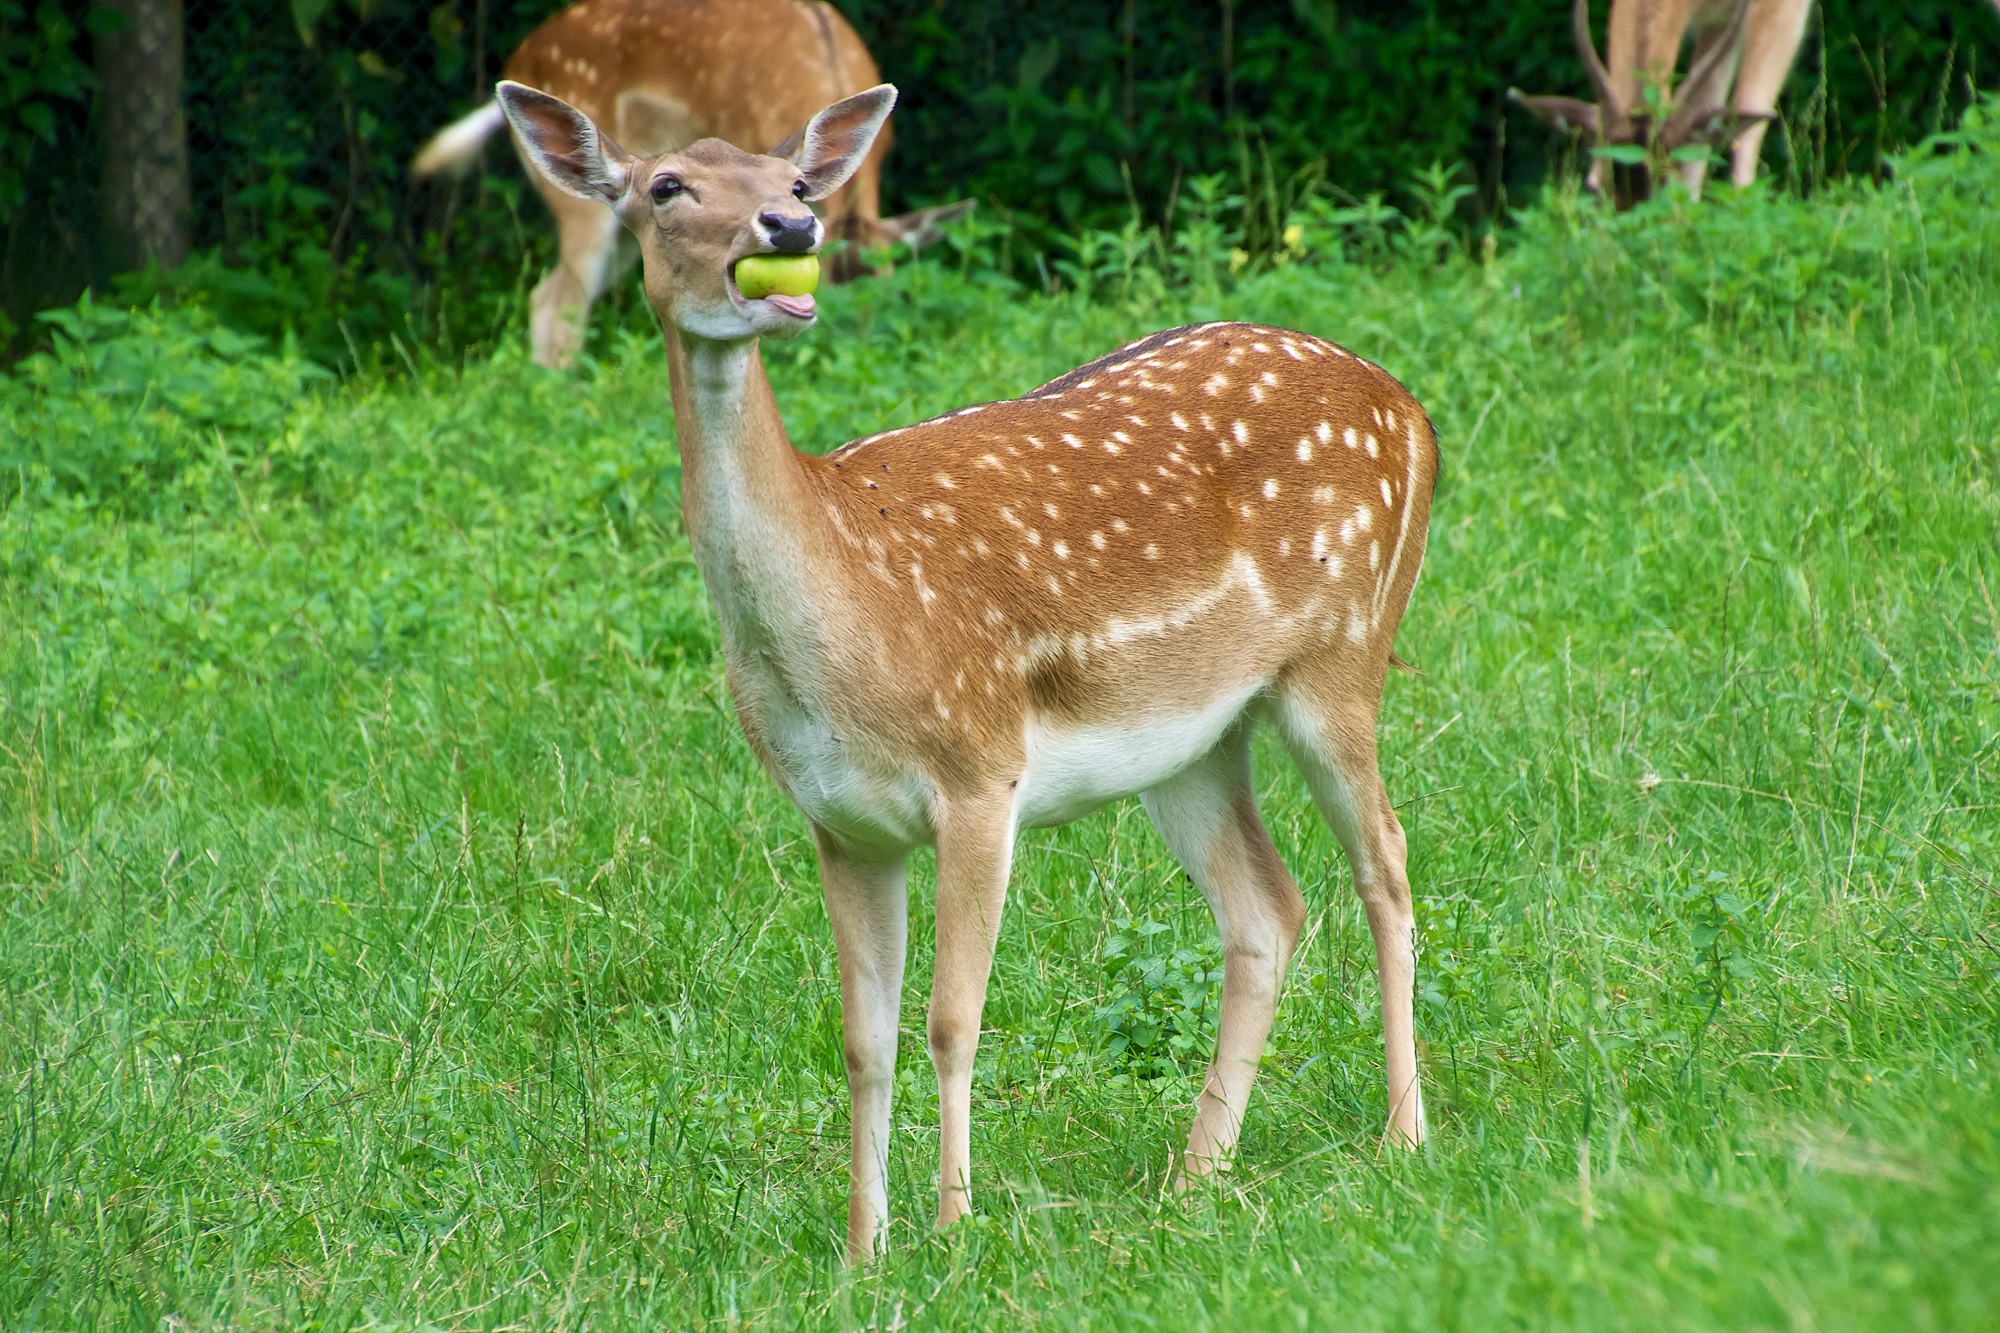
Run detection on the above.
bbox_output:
[791,179,807,199]
[650,176,684,203]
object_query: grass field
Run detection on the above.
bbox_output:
[4,119,1999,1327]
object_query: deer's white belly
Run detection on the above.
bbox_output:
[741,655,1262,845]
[1014,683,1262,829]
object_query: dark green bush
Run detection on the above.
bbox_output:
[0,294,331,502]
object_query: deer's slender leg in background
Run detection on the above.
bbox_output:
[1728,0,1813,186]
[527,183,620,368]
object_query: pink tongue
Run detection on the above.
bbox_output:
[766,293,816,318]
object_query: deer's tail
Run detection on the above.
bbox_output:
[412,101,506,179]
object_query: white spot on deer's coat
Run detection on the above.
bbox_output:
[1053,540,1069,559]
[1313,485,1335,503]
[1233,420,1249,445]
[935,474,956,489]
[1347,610,1370,642]
[1090,531,1106,549]
[1263,479,1278,499]
[1203,374,1229,396]
[1343,427,1358,449]
[1365,434,1380,458]
[1171,412,1190,430]
[1381,478,1394,505]
[1369,540,1381,571]
[1297,438,1313,462]
[1357,505,1374,532]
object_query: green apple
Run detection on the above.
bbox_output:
[734,254,820,300]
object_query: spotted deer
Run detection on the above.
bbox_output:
[414,0,969,367]
[496,76,1439,1261]
[1510,0,1813,207]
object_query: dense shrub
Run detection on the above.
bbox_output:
[5,94,1995,512]
[0,295,330,503]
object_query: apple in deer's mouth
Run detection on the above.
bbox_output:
[733,254,819,319]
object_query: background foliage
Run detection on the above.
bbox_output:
[1,0,1995,366]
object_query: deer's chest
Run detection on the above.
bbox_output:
[727,651,934,849]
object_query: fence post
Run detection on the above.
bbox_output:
[98,0,190,273]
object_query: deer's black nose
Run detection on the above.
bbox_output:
[759,211,818,253]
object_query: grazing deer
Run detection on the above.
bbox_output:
[1510,0,1813,206]
[414,0,970,367]
[496,76,1439,1262]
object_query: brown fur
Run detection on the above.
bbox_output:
[791,324,1439,793]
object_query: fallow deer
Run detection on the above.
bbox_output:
[414,0,970,367]
[495,76,1439,1262]
[1510,0,1813,206]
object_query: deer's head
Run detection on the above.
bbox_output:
[498,79,895,341]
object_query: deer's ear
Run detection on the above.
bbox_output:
[1508,88,1602,136]
[877,199,977,251]
[788,85,896,201]
[498,80,632,203]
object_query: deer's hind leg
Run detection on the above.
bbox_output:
[1275,668,1426,1148]
[1141,721,1307,1186]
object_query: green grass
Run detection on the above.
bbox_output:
[4,140,1999,1327]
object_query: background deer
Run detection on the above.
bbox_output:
[1510,0,1813,207]
[496,76,1439,1261]
[414,0,970,367]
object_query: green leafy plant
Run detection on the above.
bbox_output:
[0,293,331,502]
[1094,917,1223,1083]
[0,0,104,213]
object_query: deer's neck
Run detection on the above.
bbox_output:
[666,333,828,663]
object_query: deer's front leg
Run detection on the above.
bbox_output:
[815,830,910,1263]
[927,793,1016,1229]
